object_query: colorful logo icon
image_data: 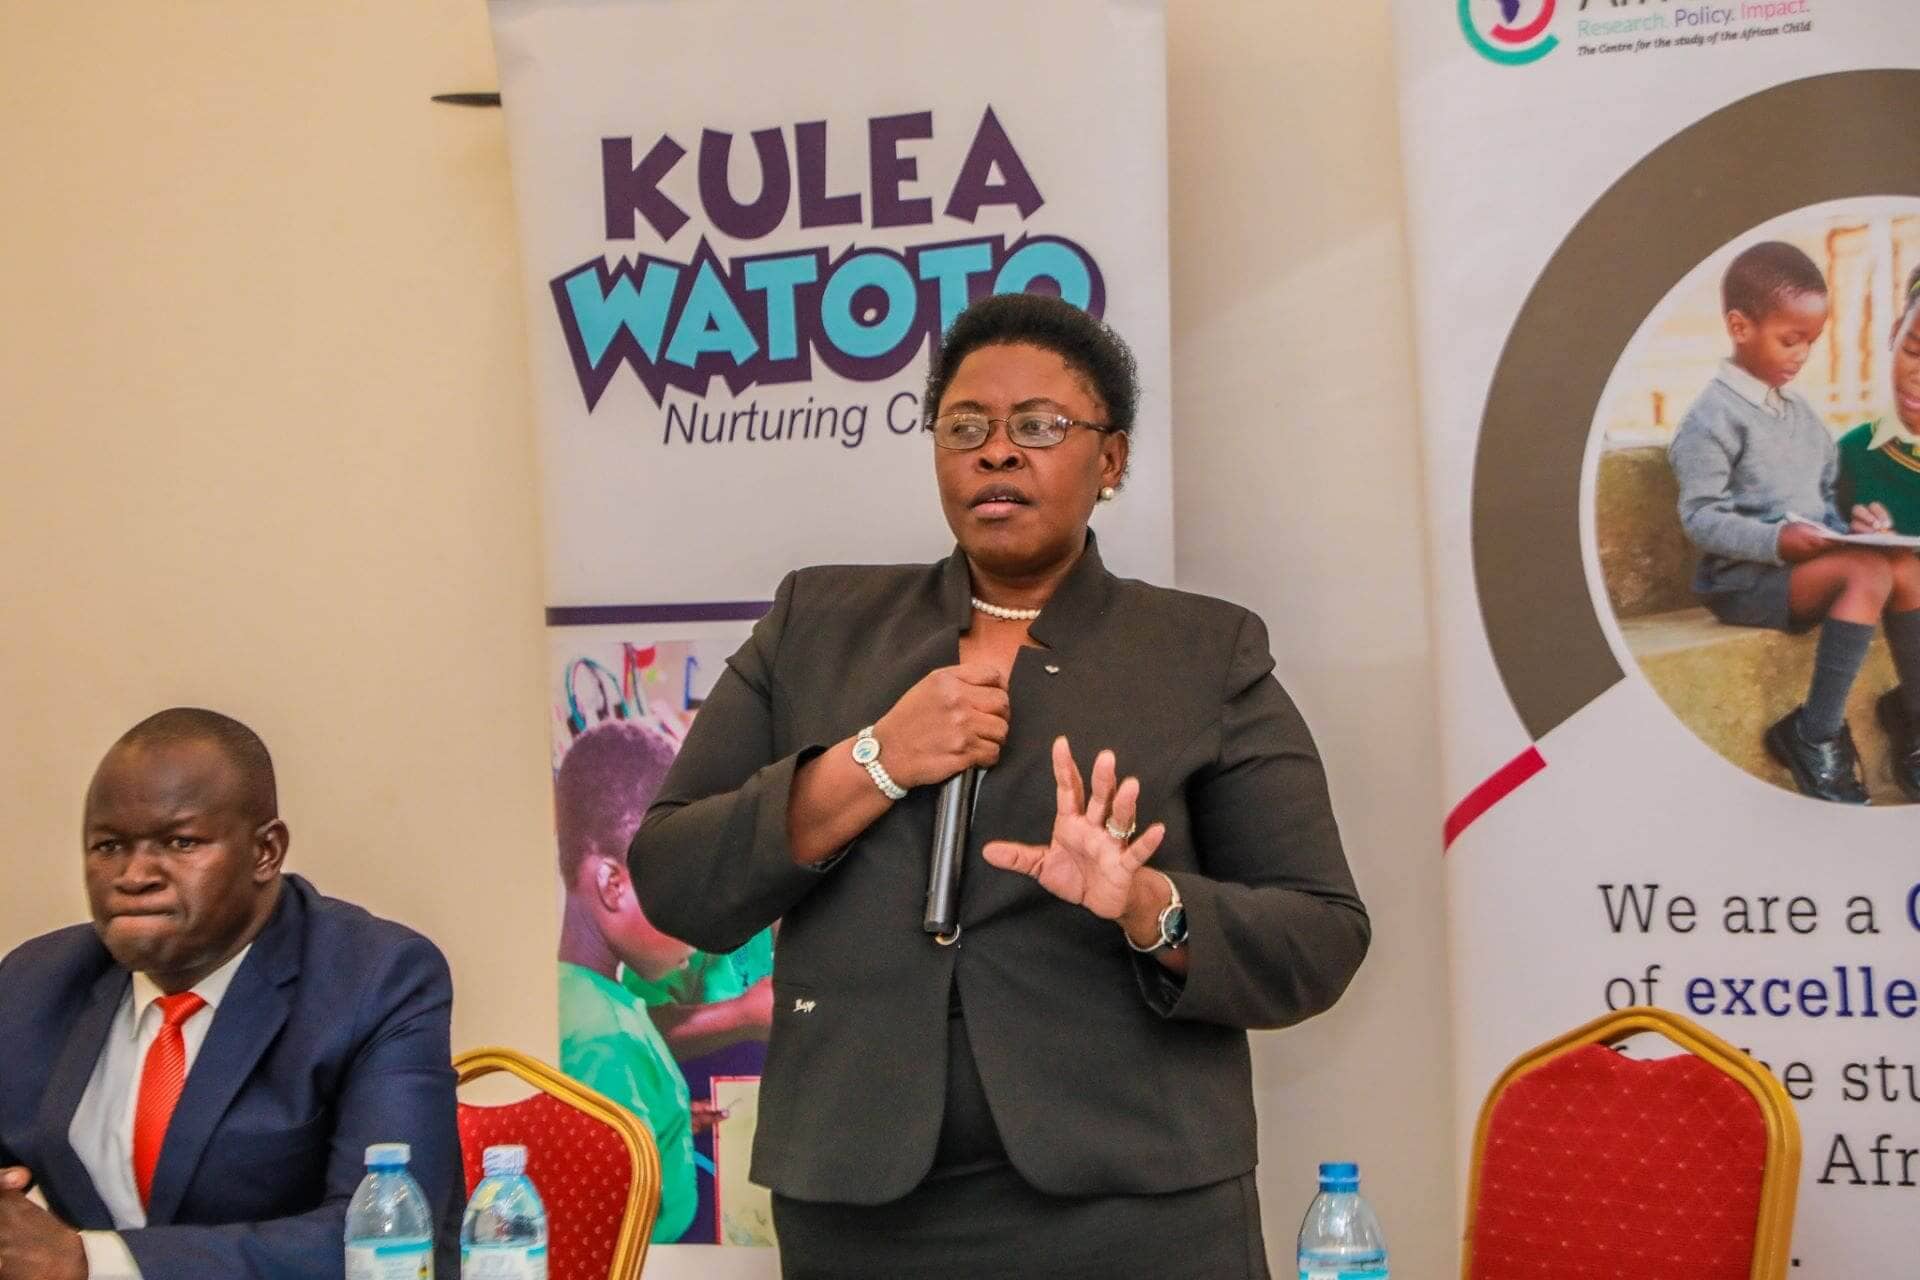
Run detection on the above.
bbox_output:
[1460,0,1558,65]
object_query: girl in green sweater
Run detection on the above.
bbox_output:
[1838,268,1920,531]
[1836,266,1920,798]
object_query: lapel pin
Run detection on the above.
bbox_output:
[1044,664,1061,675]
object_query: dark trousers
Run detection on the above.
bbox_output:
[773,1165,1270,1280]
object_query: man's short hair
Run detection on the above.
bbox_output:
[115,707,277,823]
[553,721,677,884]
[1722,240,1827,323]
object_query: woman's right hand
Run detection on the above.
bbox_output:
[871,664,1010,789]
[1778,521,1834,563]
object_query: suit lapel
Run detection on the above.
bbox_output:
[34,966,127,1229]
[848,550,968,728]
[964,535,1123,924]
[144,884,303,1225]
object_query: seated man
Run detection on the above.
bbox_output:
[0,708,462,1279]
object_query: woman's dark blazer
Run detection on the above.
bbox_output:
[630,534,1370,1206]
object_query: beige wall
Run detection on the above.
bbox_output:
[0,1,558,1054]
[1166,6,1456,1272]
[0,1,1453,1269]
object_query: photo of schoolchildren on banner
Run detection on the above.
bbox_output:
[549,632,777,1246]
[1591,200,1920,805]
[1397,0,1920,1255]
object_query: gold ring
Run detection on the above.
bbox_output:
[1104,818,1137,842]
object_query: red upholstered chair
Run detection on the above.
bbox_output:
[455,1048,662,1280]
[1463,1006,1799,1280]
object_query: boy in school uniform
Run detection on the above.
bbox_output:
[1670,241,1920,803]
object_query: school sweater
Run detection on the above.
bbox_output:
[1836,420,1920,534]
[1668,369,1844,597]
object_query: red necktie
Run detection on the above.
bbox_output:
[131,991,207,1210]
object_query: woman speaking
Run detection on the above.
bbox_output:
[630,293,1370,1279]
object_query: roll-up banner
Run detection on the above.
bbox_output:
[1397,0,1920,1265]
[487,1,1172,1266]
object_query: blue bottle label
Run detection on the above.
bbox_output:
[1300,1270,1388,1280]
[461,1243,547,1280]
[345,1238,432,1280]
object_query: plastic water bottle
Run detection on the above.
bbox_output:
[1297,1161,1388,1279]
[345,1142,436,1280]
[460,1145,549,1280]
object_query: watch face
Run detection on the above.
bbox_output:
[851,736,880,765]
[1164,905,1189,946]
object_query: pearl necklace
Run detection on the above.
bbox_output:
[971,596,1042,622]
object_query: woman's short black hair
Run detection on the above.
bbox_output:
[924,293,1138,433]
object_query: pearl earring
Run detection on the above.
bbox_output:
[1098,486,1116,502]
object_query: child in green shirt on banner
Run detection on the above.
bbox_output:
[1838,268,1920,529]
[553,721,700,1242]
[1835,265,1920,798]
[622,929,774,1057]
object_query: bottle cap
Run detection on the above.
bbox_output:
[482,1144,529,1177]
[1318,1160,1360,1190]
[365,1143,412,1168]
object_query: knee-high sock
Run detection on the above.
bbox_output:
[1803,618,1874,741]
[1883,607,1920,720]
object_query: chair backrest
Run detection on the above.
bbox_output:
[455,1047,662,1280]
[1463,1006,1798,1280]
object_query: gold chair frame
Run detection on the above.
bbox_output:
[1461,1005,1800,1280]
[454,1046,663,1280]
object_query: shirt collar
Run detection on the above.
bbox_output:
[1870,416,1920,451]
[1717,360,1788,416]
[128,943,253,1038]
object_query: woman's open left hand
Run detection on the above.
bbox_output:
[981,736,1165,920]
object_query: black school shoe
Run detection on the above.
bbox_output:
[1765,708,1870,804]
[1875,691,1920,802]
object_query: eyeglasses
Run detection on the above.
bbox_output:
[926,410,1117,451]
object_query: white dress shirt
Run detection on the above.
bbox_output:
[1717,357,1791,418]
[1869,415,1920,451]
[67,945,252,1280]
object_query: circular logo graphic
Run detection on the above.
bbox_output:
[1459,0,1559,65]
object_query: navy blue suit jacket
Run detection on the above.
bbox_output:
[0,875,462,1279]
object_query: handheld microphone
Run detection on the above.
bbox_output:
[923,766,980,941]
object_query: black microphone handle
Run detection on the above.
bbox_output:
[923,766,979,936]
